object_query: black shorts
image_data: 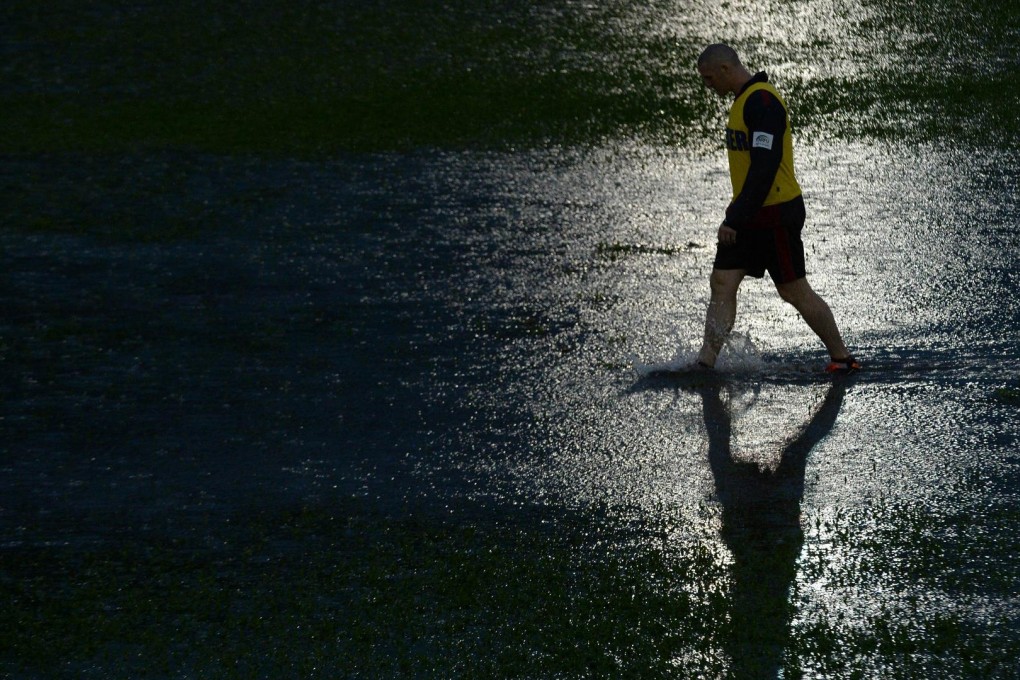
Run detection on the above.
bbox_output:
[713,195,806,284]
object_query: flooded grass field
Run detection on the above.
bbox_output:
[3,0,1020,677]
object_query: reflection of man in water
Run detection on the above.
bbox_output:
[694,44,859,374]
[700,379,846,676]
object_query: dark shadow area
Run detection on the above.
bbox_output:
[698,377,848,677]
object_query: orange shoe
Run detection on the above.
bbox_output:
[825,355,861,374]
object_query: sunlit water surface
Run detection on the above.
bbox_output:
[3,139,1018,675]
[3,0,1020,674]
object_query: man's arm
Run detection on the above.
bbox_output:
[724,89,787,228]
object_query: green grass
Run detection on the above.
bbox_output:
[3,498,1017,678]
[993,387,1020,404]
[5,0,1015,154]
[0,503,728,678]
[596,241,705,261]
[0,0,705,154]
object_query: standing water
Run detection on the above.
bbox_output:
[2,0,1019,677]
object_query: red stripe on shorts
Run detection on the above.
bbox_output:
[773,226,795,282]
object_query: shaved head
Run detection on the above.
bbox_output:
[698,43,742,69]
[697,43,752,97]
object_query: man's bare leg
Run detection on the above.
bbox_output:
[697,268,745,367]
[775,277,851,360]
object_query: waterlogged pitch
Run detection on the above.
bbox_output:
[2,1,1019,677]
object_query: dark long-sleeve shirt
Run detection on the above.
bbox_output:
[724,73,791,229]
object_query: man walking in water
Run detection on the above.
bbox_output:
[694,44,859,373]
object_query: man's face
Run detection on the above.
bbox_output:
[698,63,730,97]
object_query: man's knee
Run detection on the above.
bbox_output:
[775,277,810,305]
[709,269,742,296]
[776,284,798,304]
[777,278,833,318]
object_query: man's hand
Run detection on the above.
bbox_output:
[717,222,737,246]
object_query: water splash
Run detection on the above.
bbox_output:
[632,332,767,376]
[716,333,767,373]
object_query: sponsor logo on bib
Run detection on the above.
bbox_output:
[752,131,774,150]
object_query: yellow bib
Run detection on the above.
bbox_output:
[727,82,801,205]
